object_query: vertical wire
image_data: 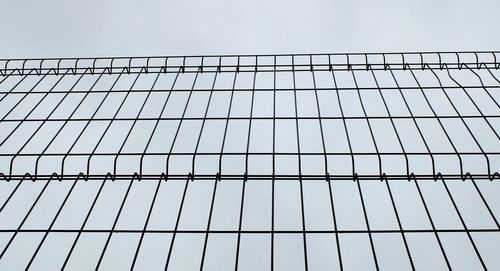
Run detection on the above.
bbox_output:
[466,65,500,109]
[388,69,437,176]
[384,179,416,270]
[214,71,239,270]
[86,71,142,177]
[94,178,135,270]
[60,179,108,270]
[0,179,52,259]
[326,177,343,270]
[0,69,40,123]
[60,70,123,178]
[355,179,380,271]
[25,179,79,269]
[446,67,499,138]
[217,71,238,177]
[440,176,487,270]
[129,178,162,270]
[8,71,69,170]
[409,69,487,268]
[0,180,23,214]
[197,72,221,270]
[0,54,498,269]
[331,69,375,268]
[469,178,500,228]
[330,70,355,178]
[32,71,89,177]
[4,71,68,178]
[60,70,132,269]
[1,70,65,146]
[112,72,162,176]
[291,59,309,271]
[199,179,218,271]
[446,67,500,222]
[389,69,452,270]
[428,68,493,176]
[0,70,24,158]
[234,68,255,271]
[242,70,256,270]
[311,66,344,270]
[0,69,14,86]
[164,67,201,177]
[349,70,383,177]
[352,70,415,269]
[164,67,202,271]
[483,64,500,92]
[163,178,190,271]
[271,57,276,271]
[350,70,384,271]
[0,70,31,105]
[131,70,182,270]
[369,69,410,176]
[483,62,500,85]
[370,69,416,269]
[234,67,258,269]
[138,68,181,175]
[191,72,219,177]
[39,71,105,176]
[0,73,68,259]
[59,70,143,271]
[233,174,247,271]
[310,60,329,179]
[0,69,14,88]
[413,179,452,270]
[407,68,464,177]
[244,70,257,176]
[326,62,346,270]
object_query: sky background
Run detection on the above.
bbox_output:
[1,1,500,270]
[1,0,500,58]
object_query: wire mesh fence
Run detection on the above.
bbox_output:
[0,52,499,270]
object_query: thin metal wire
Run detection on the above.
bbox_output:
[0,52,499,270]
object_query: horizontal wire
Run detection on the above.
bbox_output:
[1,62,499,77]
[1,151,498,156]
[2,84,500,95]
[0,52,499,271]
[1,173,497,181]
[1,115,498,122]
[0,228,498,234]
[0,54,498,182]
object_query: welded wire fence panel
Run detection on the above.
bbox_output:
[0,52,499,270]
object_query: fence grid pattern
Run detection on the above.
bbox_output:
[0,52,499,270]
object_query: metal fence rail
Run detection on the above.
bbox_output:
[0,51,499,270]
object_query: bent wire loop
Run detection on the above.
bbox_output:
[0,51,498,182]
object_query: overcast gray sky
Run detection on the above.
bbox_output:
[1,0,500,58]
[1,2,500,270]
